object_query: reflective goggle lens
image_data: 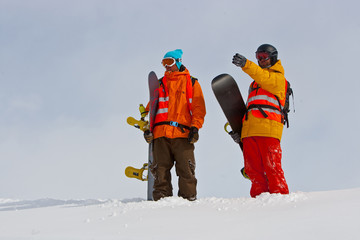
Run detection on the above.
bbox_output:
[162,58,176,67]
[256,52,270,61]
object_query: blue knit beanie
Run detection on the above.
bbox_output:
[163,49,183,69]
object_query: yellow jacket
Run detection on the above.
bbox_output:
[241,59,286,141]
[151,68,206,139]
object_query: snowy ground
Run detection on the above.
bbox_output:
[1,188,359,240]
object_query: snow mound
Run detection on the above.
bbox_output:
[0,189,359,240]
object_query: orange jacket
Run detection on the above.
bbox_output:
[147,68,206,139]
[154,73,193,126]
[246,81,286,124]
[241,59,286,141]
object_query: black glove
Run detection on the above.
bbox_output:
[229,131,241,144]
[144,130,153,143]
[188,127,199,144]
[232,53,247,68]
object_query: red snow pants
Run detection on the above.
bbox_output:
[243,136,289,198]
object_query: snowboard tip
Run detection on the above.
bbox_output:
[149,71,157,77]
[211,73,235,87]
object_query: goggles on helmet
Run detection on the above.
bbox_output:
[256,52,270,61]
[162,57,176,67]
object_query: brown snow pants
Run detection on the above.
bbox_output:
[151,137,197,201]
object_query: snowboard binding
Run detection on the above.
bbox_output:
[241,167,250,180]
[127,104,149,132]
[125,163,148,181]
[125,104,150,181]
[127,116,149,132]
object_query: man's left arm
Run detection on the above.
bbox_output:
[190,81,206,130]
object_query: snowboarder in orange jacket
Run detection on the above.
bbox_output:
[144,49,206,201]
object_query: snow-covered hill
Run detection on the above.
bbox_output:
[1,188,359,240]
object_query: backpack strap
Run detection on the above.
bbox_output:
[274,80,293,128]
[190,76,198,86]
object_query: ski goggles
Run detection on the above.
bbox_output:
[256,52,270,61]
[161,57,179,67]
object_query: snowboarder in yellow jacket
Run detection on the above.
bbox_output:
[231,44,289,198]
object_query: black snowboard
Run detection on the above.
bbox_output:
[211,74,246,148]
[212,74,249,179]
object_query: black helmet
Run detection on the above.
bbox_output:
[256,44,278,66]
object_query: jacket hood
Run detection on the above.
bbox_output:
[164,67,190,80]
[270,60,284,74]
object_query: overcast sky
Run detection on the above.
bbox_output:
[1,0,360,200]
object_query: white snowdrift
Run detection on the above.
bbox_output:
[1,188,359,240]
